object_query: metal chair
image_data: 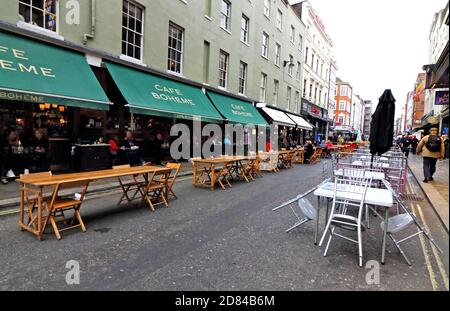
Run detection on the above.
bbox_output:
[272,179,331,244]
[380,179,443,265]
[319,175,371,267]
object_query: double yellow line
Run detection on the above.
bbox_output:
[407,182,449,291]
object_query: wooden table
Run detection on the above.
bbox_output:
[276,150,295,169]
[18,165,171,240]
[192,156,255,191]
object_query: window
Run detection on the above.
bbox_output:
[19,0,57,32]
[338,115,344,125]
[238,61,247,95]
[263,0,271,18]
[290,25,295,43]
[260,73,267,102]
[220,0,231,31]
[240,14,249,43]
[309,83,313,98]
[275,43,281,66]
[121,1,144,60]
[316,59,319,73]
[286,86,292,110]
[218,50,229,88]
[203,41,210,83]
[273,79,279,106]
[318,89,322,106]
[262,32,269,58]
[305,47,308,63]
[339,101,346,110]
[287,54,293,76]
[298,34,303,51]
[167,23,184,74]
[276,9,282,30]
[296,62,301,81]
[295,91,300,112]
[314,85,317,102]
[303,79,307,97]
[320,62,324,77]
[340,85,347,96]
[311,53,315,69]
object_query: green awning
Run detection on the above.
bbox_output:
[105,62,223,123]
[207,92,268,126]
[0,31,110,110]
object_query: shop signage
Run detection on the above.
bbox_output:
[230,103,253,118]
[151,84,195,105]
[435,90,449,106]
[0,90,45,102]
[0,46,55,78]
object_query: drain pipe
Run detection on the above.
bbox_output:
[83,0,96,44]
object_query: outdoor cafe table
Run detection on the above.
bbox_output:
[192,156,255,191]
[18,165,171,240]
[313,181,394,264]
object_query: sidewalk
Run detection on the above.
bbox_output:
[0,161,194,209]
[408,154,449,232]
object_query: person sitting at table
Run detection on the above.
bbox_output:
[324,137,333,158]
[108,134,120,166]
[120,131,144,166]
[304,139,314,163]
[32,128,50,172]
[2,129,21,180]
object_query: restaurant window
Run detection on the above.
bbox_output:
[19,0,57,32]
[240,14,249,44]
[290,25,295,43]
[286,86,292,110]
[238,61,247,95]
[121,0,144,60]
[260,73,267,102]
[218,50,229,89]
[288,54,293,76]
[262,32,269,58]
[263,0,271,18]
[167,23,184,74]
[220,0,231,31]
[273,79,279,106]
[276,9,282,30]
[275,43,281,66]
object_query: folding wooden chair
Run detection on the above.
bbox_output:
[43,179,90,240]
[142,169,170,211]
[159,162,181,199]
[19,171,52,231]
[239,160,255,182]
[252,156,263,178]
[113,164,145,205]
[216,161,233,189]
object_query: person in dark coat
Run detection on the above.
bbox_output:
[304,139,314,163]
[400,135,412,158]
[32,129,50,172]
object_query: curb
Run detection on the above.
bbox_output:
[407,165,449,234]
[0,171,193,211]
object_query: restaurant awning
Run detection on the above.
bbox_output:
[285,113,314,130]
[260,107,296,127]
[105,62,223,123]
[207,92,268,126]
[0,30,110,110]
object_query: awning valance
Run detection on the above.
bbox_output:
[0,31,110,110]
[260,107,296,127]
[207,92,268,126]
[286,113,314,130]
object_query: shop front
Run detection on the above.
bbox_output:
[104,61,224,162]
[206,91,268,154]
[256,104,297,150]
[0,30,110,177]
[301,99,331,143]
[285,112,314,145]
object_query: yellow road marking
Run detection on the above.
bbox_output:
[411,203,439,291]
[415,203,449,291]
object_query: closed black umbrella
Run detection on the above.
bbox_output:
[369,89,396,156]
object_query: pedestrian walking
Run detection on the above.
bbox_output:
[416,127,445,183]
[410,135,419,155]
[400,134,412,158]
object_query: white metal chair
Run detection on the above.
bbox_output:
[272,179,331,245]
[319,175,371,267]
[380,179,443,265]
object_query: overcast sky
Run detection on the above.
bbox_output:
[290,0,448,116]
